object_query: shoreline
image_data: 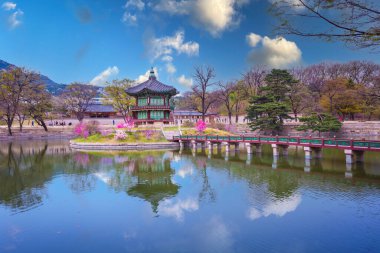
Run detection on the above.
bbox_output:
[69,140,180,151]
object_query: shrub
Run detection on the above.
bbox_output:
[224,124,237,133]
[74,122,89,138]
[144,130,154,139]
[195,120,207,133]
[210,122,225,131]
[114,130,127,140]
[116,117,135,131]
[86,120,100,135]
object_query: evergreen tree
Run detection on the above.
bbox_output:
[246,69,294,134]
[297,113,342,137]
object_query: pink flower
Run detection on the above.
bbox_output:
[195,120,207,133]
[74,123,89,138]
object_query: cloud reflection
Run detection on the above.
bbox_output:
[247,194,302,220]
[158,198,198,221]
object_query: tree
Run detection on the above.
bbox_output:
[24,82,52,131]
[271,0,380,50]
[0,68,40,136]
[61,83,97,121]
[320,78,347,114]
[192,66,216,121]
[216,82,236,124]
[242,66,266,97]
[297,113,342,137]
[246,69,293,134]
[103,79,134,122]
[288,80,312,120]
[231,80,249,123]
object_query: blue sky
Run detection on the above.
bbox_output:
[1,0,379,92]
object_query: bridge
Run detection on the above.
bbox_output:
[172,135,380,165]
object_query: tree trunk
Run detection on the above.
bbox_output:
[7,121,12,136]
[19,121,23,132]
[228,112,232,124]
[40,120,48,132]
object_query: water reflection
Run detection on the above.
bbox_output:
[0,141,380,252]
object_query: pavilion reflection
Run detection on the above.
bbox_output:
[126,154,179,213]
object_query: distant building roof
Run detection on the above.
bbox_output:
[126,69,178,96]
[87,104,115,113]
[173,110,218,116]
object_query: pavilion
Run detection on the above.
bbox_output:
[126,68,178,125]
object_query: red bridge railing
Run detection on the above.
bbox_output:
[172,135,380,151]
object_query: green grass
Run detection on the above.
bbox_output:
[181,128,234,136]
[74,130,168,144]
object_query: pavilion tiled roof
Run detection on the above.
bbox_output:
[126,69,178,96]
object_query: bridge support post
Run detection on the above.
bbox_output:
[246,153,252,165]
[304,159,311,173]
[272,144,279,156]
[179,140,184,149]
[225,143,230,153]
[246,143,253,154]
[207,141,213,152]
[344,149,354,164]
[304,147,312,159]
[191,140,197,150]
[272,156,278,169]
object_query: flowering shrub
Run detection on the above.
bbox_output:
[74,122,89,138]
[195,120,207,133]
[144,130,154,139]
[124,117,135,131]
[86,120,100,135]
[114,130,127,140]
[100,129,110,136]
[224,124,237,133]
[116,117,135,131]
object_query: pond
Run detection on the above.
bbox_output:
[0,141,379,253]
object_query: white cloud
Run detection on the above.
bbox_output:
[2,2,16,11]
[177,74,193,88]
[158,198,199,221]
[246,33,262,47]
[148,31,199,61]
[166,62,177,74]
[154,0,191,15]
[269,0,305,11]
[135,67,159,83]
[153,0,248,36]
[247,194,302,220]
[90,66,119,86]
[247,34,302,68]
[122,12,137,25]
[125,0,145,10]
[8,9,23,29]
[161,55,173,62]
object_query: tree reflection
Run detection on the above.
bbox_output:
[0,142,53,212]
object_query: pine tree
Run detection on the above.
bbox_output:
[246,69,295,134]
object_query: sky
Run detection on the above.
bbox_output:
[1,0,379,93]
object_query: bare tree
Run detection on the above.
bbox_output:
[216,82,236,124]
[0,68,40,136]
[61,83,97,122]
[271,0,380,50]
[192,66,216,121]
[242,66,266,97]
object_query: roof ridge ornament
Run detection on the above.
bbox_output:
[149,67,156,80]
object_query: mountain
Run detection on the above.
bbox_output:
[0,59,67,95]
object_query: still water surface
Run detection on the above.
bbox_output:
[0,141,380,253]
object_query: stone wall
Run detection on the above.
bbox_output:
[233,121,380,140]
